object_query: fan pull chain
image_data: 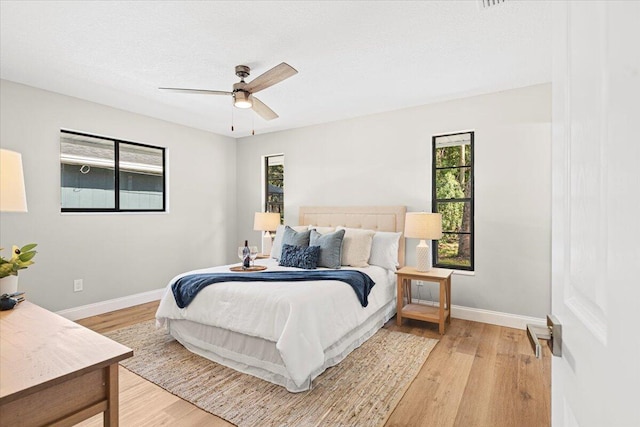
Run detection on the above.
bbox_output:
[252,114,255,136]
[231,105,235,132]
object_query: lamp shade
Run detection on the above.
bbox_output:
[404,212,443,240]
[0,149,28,212]
[253,212,281,231]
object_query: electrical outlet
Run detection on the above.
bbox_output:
[73,279,83,292]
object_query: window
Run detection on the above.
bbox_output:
[264,154,284,222]
[61,130,165,212]
[432,131,474,270]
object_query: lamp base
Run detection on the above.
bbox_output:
[415,240,432,272]
[262,231,273,256]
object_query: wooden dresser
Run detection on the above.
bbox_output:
[0,301,133,426]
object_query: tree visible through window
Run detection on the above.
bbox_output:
[264,154,284,222]
[432,132,474,270]
[60,130,165,212]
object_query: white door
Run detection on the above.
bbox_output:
[551,1,640,426]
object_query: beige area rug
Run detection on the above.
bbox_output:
[106,320,438,427]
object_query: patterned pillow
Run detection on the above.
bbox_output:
[279,244,320,269]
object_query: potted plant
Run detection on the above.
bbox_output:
[0,244,37,295]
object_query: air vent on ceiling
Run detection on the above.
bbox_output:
[478,0,507,10]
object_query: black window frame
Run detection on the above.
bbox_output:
[432,131,475,271]
[264,154,284,222]
[60,129,166,213]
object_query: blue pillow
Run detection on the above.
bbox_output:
[281,226,311,253]
[279,244,320,269]
[310,229,345,269]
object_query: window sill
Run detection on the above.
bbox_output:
[452,269,475,276]
[60,211,168,216]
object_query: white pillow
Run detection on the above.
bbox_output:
[270,225,308,259]
[336,227,375,267]
[369,231,402,271]
[307,225,337,234]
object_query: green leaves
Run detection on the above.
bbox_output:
[20,243,37,252]
[0,263,14,277]
[18,251,36,263]
[0,244,37,279]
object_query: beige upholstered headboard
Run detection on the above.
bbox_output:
[299,206,407,267]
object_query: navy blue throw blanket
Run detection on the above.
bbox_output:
[172,270,376,309]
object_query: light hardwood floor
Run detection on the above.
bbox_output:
[76,301,550,427]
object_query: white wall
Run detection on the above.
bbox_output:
[0,80,237,311]
[0,80,551,318]
[236,84,551,318]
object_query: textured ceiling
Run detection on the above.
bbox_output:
[0,1,552,138]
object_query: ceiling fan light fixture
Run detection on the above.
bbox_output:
[234,91,253,109]
[161,62,297,122]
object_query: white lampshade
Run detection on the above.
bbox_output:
[253,212,281,232]
[0,149,28,212]
[254,212,281,255]
[404,212,443,240]
[404,212,443,271]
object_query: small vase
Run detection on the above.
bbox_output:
[0,275,18,295]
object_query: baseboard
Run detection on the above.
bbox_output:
[452,304,546,330]
[411,298,546,330]
[58,290,546,328]
[56,288,166,321]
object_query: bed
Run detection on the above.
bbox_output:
[155,206,406,392]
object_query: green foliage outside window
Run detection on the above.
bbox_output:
[436,173,465,232]
[265,156,284,223]
[433,133,473,269]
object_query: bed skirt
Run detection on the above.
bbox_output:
[165,299,396,392]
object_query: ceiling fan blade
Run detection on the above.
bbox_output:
[244,62,298,94]
[251,96,279,121]
[159,87,233,96]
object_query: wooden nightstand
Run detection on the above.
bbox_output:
[395,266,453,334]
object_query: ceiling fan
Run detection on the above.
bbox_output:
[159,62,298,121]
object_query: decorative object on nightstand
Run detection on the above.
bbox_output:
[396,266,453,334]
[254,212,281,255]
[0,149,35,298]
[403,212,443,272]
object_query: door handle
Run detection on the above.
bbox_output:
[526,315,562,359]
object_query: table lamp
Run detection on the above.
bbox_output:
[0,149,29,297]
[254,212,281,255]
[404,212,443,272]
[0,149,28,212]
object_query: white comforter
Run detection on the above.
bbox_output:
[156,258,396,388]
